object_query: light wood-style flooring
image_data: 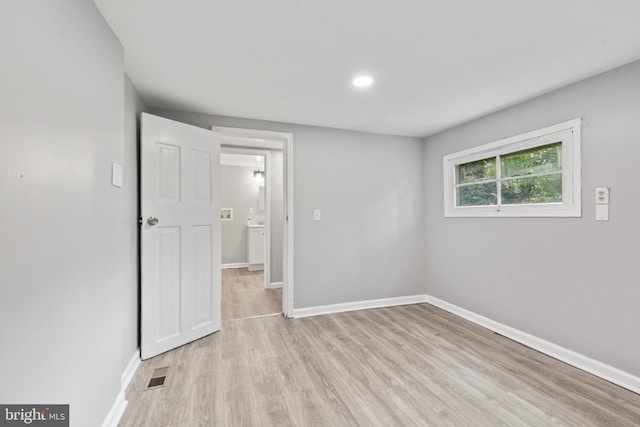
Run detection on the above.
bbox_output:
[222,268,282,320]
[119,303,640,426]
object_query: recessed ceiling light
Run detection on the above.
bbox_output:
[352,75,374,88]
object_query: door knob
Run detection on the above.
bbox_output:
[147,217,159,226]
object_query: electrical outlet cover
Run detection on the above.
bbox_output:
[595,187,609,205]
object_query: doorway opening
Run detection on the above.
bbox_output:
[215,126,294,318]
[220,148,281,320]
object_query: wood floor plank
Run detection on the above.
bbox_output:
[119,303,640,427]
[281,389,335,427]
[248,354,296,427]
[119,388,163,427]
[221,353,263,427]
[221,268,282,320]
[189,370,221,427]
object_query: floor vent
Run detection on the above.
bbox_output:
[147,367,169,388]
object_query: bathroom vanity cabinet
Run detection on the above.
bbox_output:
[247,225,265,271]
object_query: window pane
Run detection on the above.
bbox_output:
[501,173,562,205]
[456,182,497,206]
[456,158,496,184]
[501,142,561,178]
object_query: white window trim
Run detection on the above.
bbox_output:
[443,118,582,217]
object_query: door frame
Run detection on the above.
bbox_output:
[213,126,294,318]
[220,146,272,289]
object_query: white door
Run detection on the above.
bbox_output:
[141,113,221,360]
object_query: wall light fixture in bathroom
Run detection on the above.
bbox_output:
[253,170,265,186]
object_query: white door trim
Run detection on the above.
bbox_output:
[220,147,272,289]
[213,126,295,318]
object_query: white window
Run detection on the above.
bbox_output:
[443,118,581,217]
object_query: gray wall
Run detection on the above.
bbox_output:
[149,107,426,308]
[221,165,260,264]
[0,2,139,425]
[423,59,640,377]
[270,151,284,283]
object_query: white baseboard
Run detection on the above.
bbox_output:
[121,350,141,393]
[221,262,248,269]
[266,281,283,289]
[292,295,428,319]
[101,391,126,427]
[424,295,640,395]
[102,350,141,427]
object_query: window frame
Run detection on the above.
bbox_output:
[443,118,581,217]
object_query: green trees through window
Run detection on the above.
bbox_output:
[456,158,496,206]
[456,142,562,206]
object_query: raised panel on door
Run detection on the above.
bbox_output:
[192,224,213,329]
[192,149,212,202]
[157,226,182,341]
[157,143,181,202]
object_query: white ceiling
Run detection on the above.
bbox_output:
[95,0,640,137]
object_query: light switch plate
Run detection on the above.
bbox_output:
[112,162,123,188]
[596,204,609,221]
[313,209,321,221]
